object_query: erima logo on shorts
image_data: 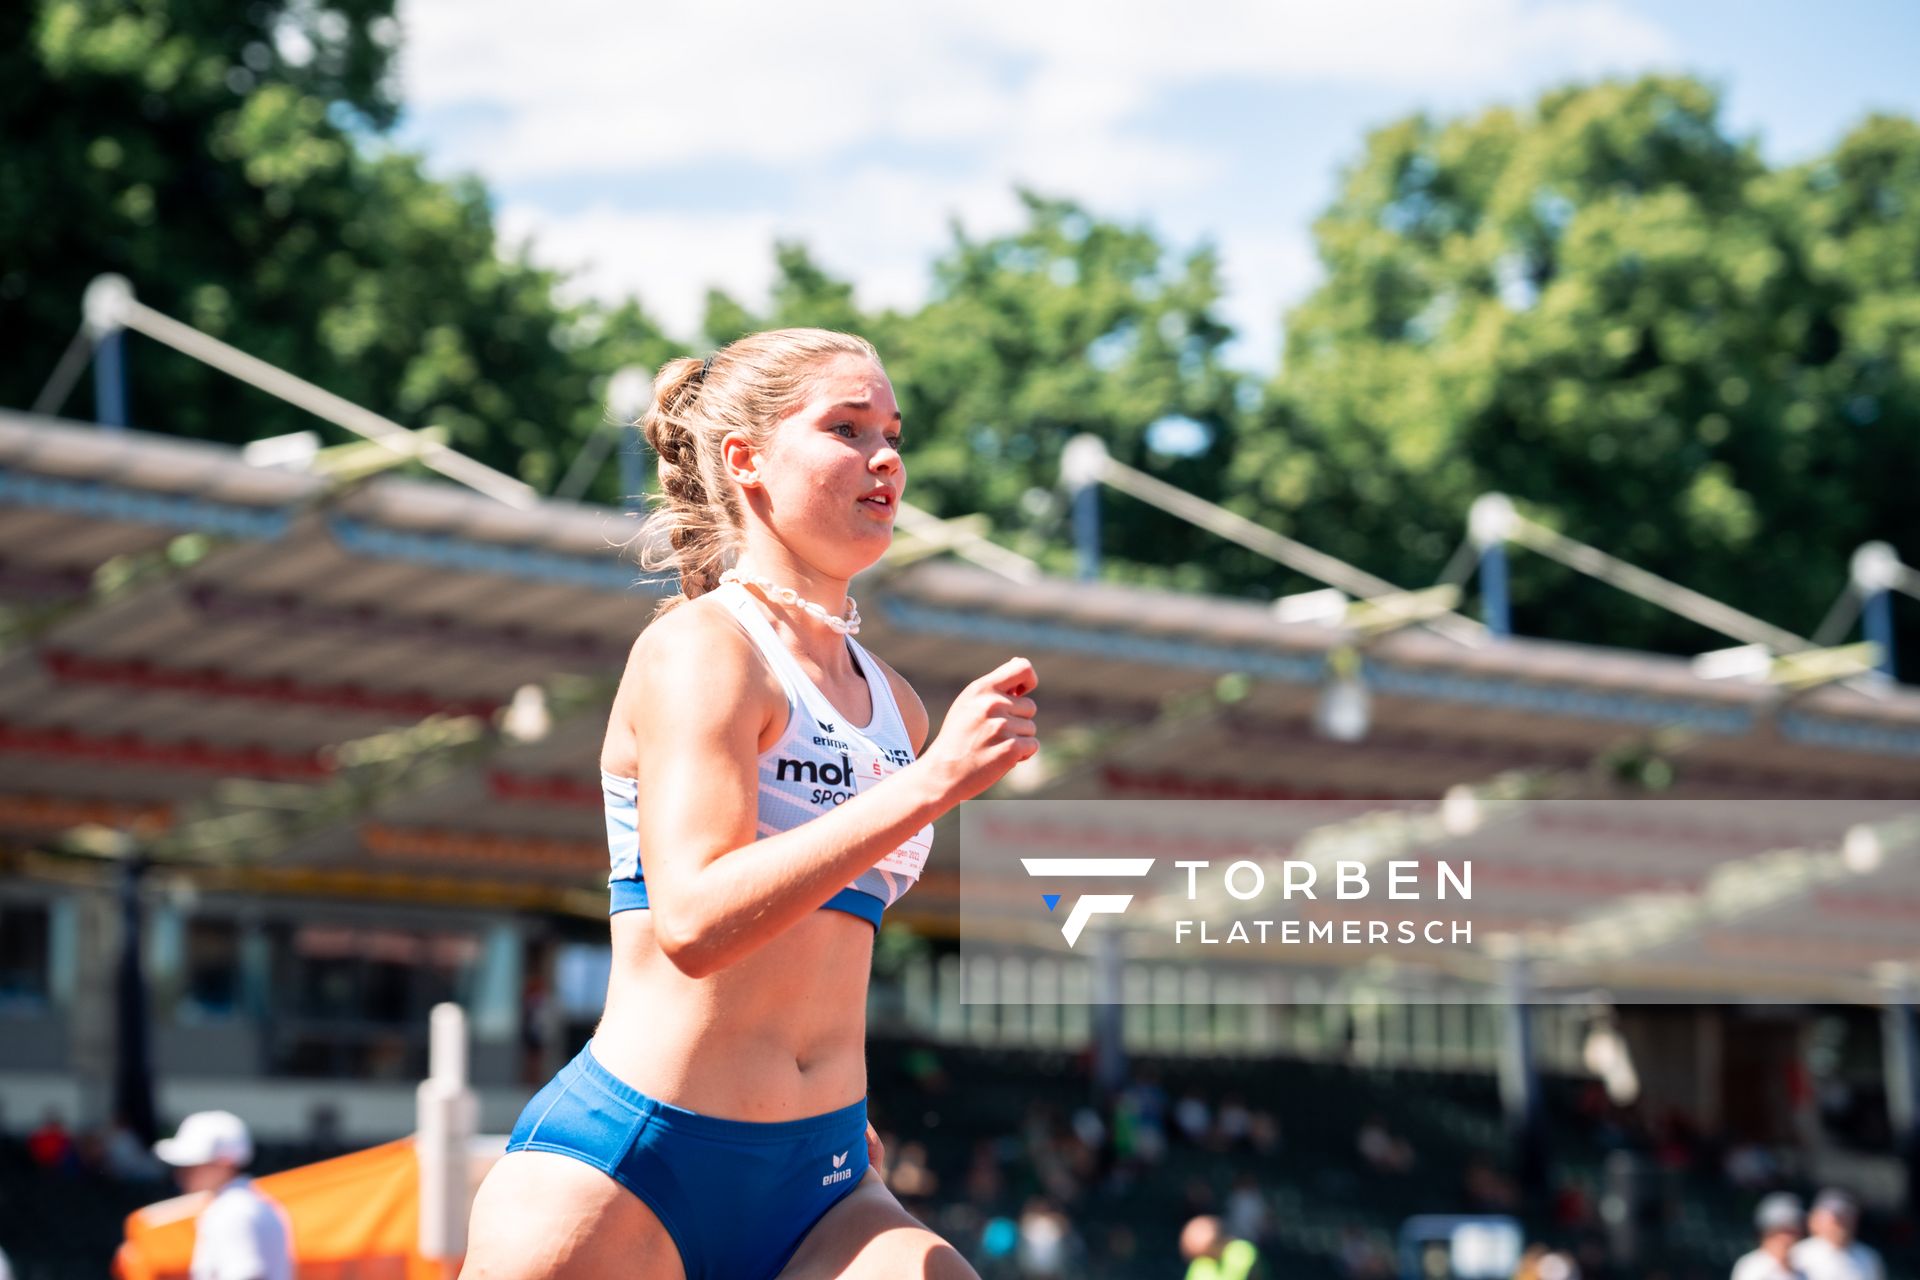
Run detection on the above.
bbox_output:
[777,754,854,786]
[822,1151,853,1186]
[1021,858,1157,947]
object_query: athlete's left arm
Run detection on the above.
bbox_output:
[865,651,930,754]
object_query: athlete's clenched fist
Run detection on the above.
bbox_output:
[918,657,1039,806]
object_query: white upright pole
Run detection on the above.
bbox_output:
[417,1003,479,1274]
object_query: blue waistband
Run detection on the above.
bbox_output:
[577,1039,867,1141]
[609,879,882,929]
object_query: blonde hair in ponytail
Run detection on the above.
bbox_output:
[635,328,882,617]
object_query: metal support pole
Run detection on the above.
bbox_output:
[1471,493,1515,639]
[418,1002,479,1272]
[84,275,135,430]
[1062,435,1108,583]
[1864,590,1897,681]
[607,367,654,513]
[1878,965,1920,1219]
[1495,943,1547,1204]
[1073,482,1100,581]
[112,855,157,1143]
[1854,544,1902,682]
[1480,542,1511,639]
[1091,927,1127,1100]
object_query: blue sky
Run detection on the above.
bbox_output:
[392,0,1920,372]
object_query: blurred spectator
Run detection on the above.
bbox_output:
[1102,1223,1136,1267]
[518,972,550,1085]
[1223,1172,1268,1247]
[1175,1092,1212,1146]
[1115,1071,1169,1166]
[1552,1179,1593,1229]
[1247,1108,1282,1156]
[102,1115,167,1184]
[1180,1214,1266,1280]
[1217,1094,1252,1151]
[965,1138,1004,1208]
[1016,1197,1077,1278]
[306,1102,342,1148]
[1338,1226,1393,1280]
[26,1109,74,1173]
[1789,1190,1883,1280]
[151,1110,293,1280]
[1731,1192,1807,1280]
[1725,1142,1781,1190]
[1356,1113,1415,1174]
[1514,1244,1582,1280]
[1069,1104,1105,1153]
[976,1215,1019,1280]
[888,1139,939,1201]
[902,1045,950,1095]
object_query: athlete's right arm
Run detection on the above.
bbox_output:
[629,606,1038,979]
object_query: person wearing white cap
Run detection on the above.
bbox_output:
[152,1111,293,1280]
[1731,1192,1807,1280]
[1789,1190,1883,1280]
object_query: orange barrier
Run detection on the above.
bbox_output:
[116,1140,444,1280]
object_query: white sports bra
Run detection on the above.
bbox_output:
[605,581,932,927]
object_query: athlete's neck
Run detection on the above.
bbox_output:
[728,561,856,651]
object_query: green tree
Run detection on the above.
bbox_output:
[1239,76,1920,666]
[3,0,677,502]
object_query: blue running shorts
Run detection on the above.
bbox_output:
[505,1041,870,1280]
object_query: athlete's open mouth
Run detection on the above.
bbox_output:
[859,491,895,511]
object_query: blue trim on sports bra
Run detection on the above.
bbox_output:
[608,873,882,928]
[604,769,885,929]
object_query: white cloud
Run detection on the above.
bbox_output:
[496,204,781,337]
[1212,227,1324,368]
[397,0,1676,360]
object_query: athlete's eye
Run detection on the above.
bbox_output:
[885,434,903,449]
[832,422,858,438]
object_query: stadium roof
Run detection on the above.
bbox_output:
[2,408,1917,994]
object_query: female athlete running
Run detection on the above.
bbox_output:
[463,328,1038,1279]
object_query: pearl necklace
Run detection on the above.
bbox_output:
[720,568,862,636]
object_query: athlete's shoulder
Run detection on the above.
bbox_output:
[624,594,781,710]
[860,646,929,752]
[630,592,747,663]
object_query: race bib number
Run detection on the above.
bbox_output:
[853,746,934,879]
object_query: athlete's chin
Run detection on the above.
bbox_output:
[806,523,890,580]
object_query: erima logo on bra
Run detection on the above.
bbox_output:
[817,718,836,732]
[822,1150,853,1186]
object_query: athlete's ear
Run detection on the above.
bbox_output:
[721,431,762,489]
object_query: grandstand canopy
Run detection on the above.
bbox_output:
[2,409,1917,996]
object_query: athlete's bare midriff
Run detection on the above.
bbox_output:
[592,907,872,1120]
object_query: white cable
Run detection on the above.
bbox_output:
[31,323,97,417]
[552,426,621,503]
[1508,515,1809,652]
[893,499,1042,582]
[1095,454,1489,646]
[120,298,539,509]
